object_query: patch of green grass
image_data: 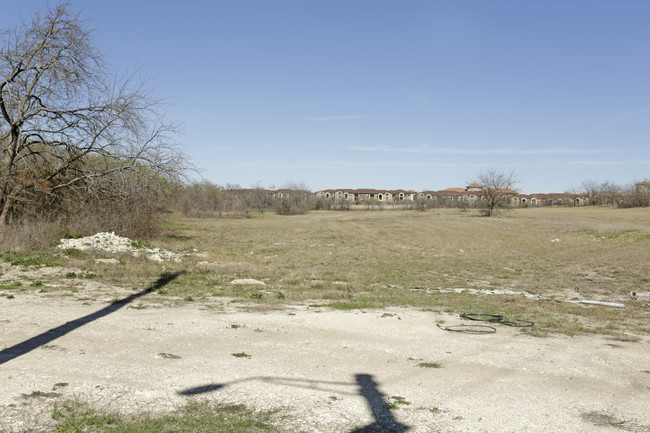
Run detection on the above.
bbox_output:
[165,233,194,241]
[52,382,69,390]
[384,396,411,409]
[578,228,650,242]
[59,228,84,240]
[62,248,88,259]
[3,251,62,267]
[418,362,442,369]
[0,280,23,290]
[51,400,279,432]
[328,299,382,310]
[65,272,77,278]
[231,352,251,359]
[129,239,154,249]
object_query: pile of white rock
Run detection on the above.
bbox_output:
[58,232,182,262]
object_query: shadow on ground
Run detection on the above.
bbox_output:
[178,373,410,432]
[0,271,184,365]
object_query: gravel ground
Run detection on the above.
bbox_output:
[1,289,649,432]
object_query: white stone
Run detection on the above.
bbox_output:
[58,232,182,262]
[94,258,120,264]
[230,279,265,286]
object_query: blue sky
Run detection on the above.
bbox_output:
[4,1,650,193]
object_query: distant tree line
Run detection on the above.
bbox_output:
[580,179,650,208]
[172,175,650,221]
[171,181,314,217]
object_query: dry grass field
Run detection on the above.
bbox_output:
[54,206,648,337]
[2,206,649,337]
[2,206,650,432]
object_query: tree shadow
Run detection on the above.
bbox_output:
[0,271,184,365]
[178,373,410,432]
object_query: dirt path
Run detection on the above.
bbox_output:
[1,291,649,432]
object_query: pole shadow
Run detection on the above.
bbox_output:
[350,374,410,433]
[178,373,410,432]
[179,376,356,396]
[0,271,184,365]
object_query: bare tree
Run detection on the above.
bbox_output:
[245,182,273,213]
[580,179,623,206]
[471,169,519,217]
[0,3,186,227]
[274,181,314,215]
[617,182,646,208]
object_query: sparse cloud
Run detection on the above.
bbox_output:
[227,159,463,169]
[569,160,624,166]
[597,106,650,129]
[306,115,369,121]
[547,159,649,167]
[348,145,620,155]
[348,145,393,152]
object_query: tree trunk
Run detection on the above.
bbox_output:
[0,198,13,226]
[0,184,22,226]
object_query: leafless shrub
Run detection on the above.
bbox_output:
[617,179,650,208]
[274,182,314,215]
[581,179,624,206]
[217,192,248,217]
[170,181,250,218]
[411,199,428,211]
[316,197,348,211]
[172,181,222,217]
[0,219,63,250]
[243,183,274,213]
[333,197,350,211]
[362,199,383,211]
[315,197,330,210]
